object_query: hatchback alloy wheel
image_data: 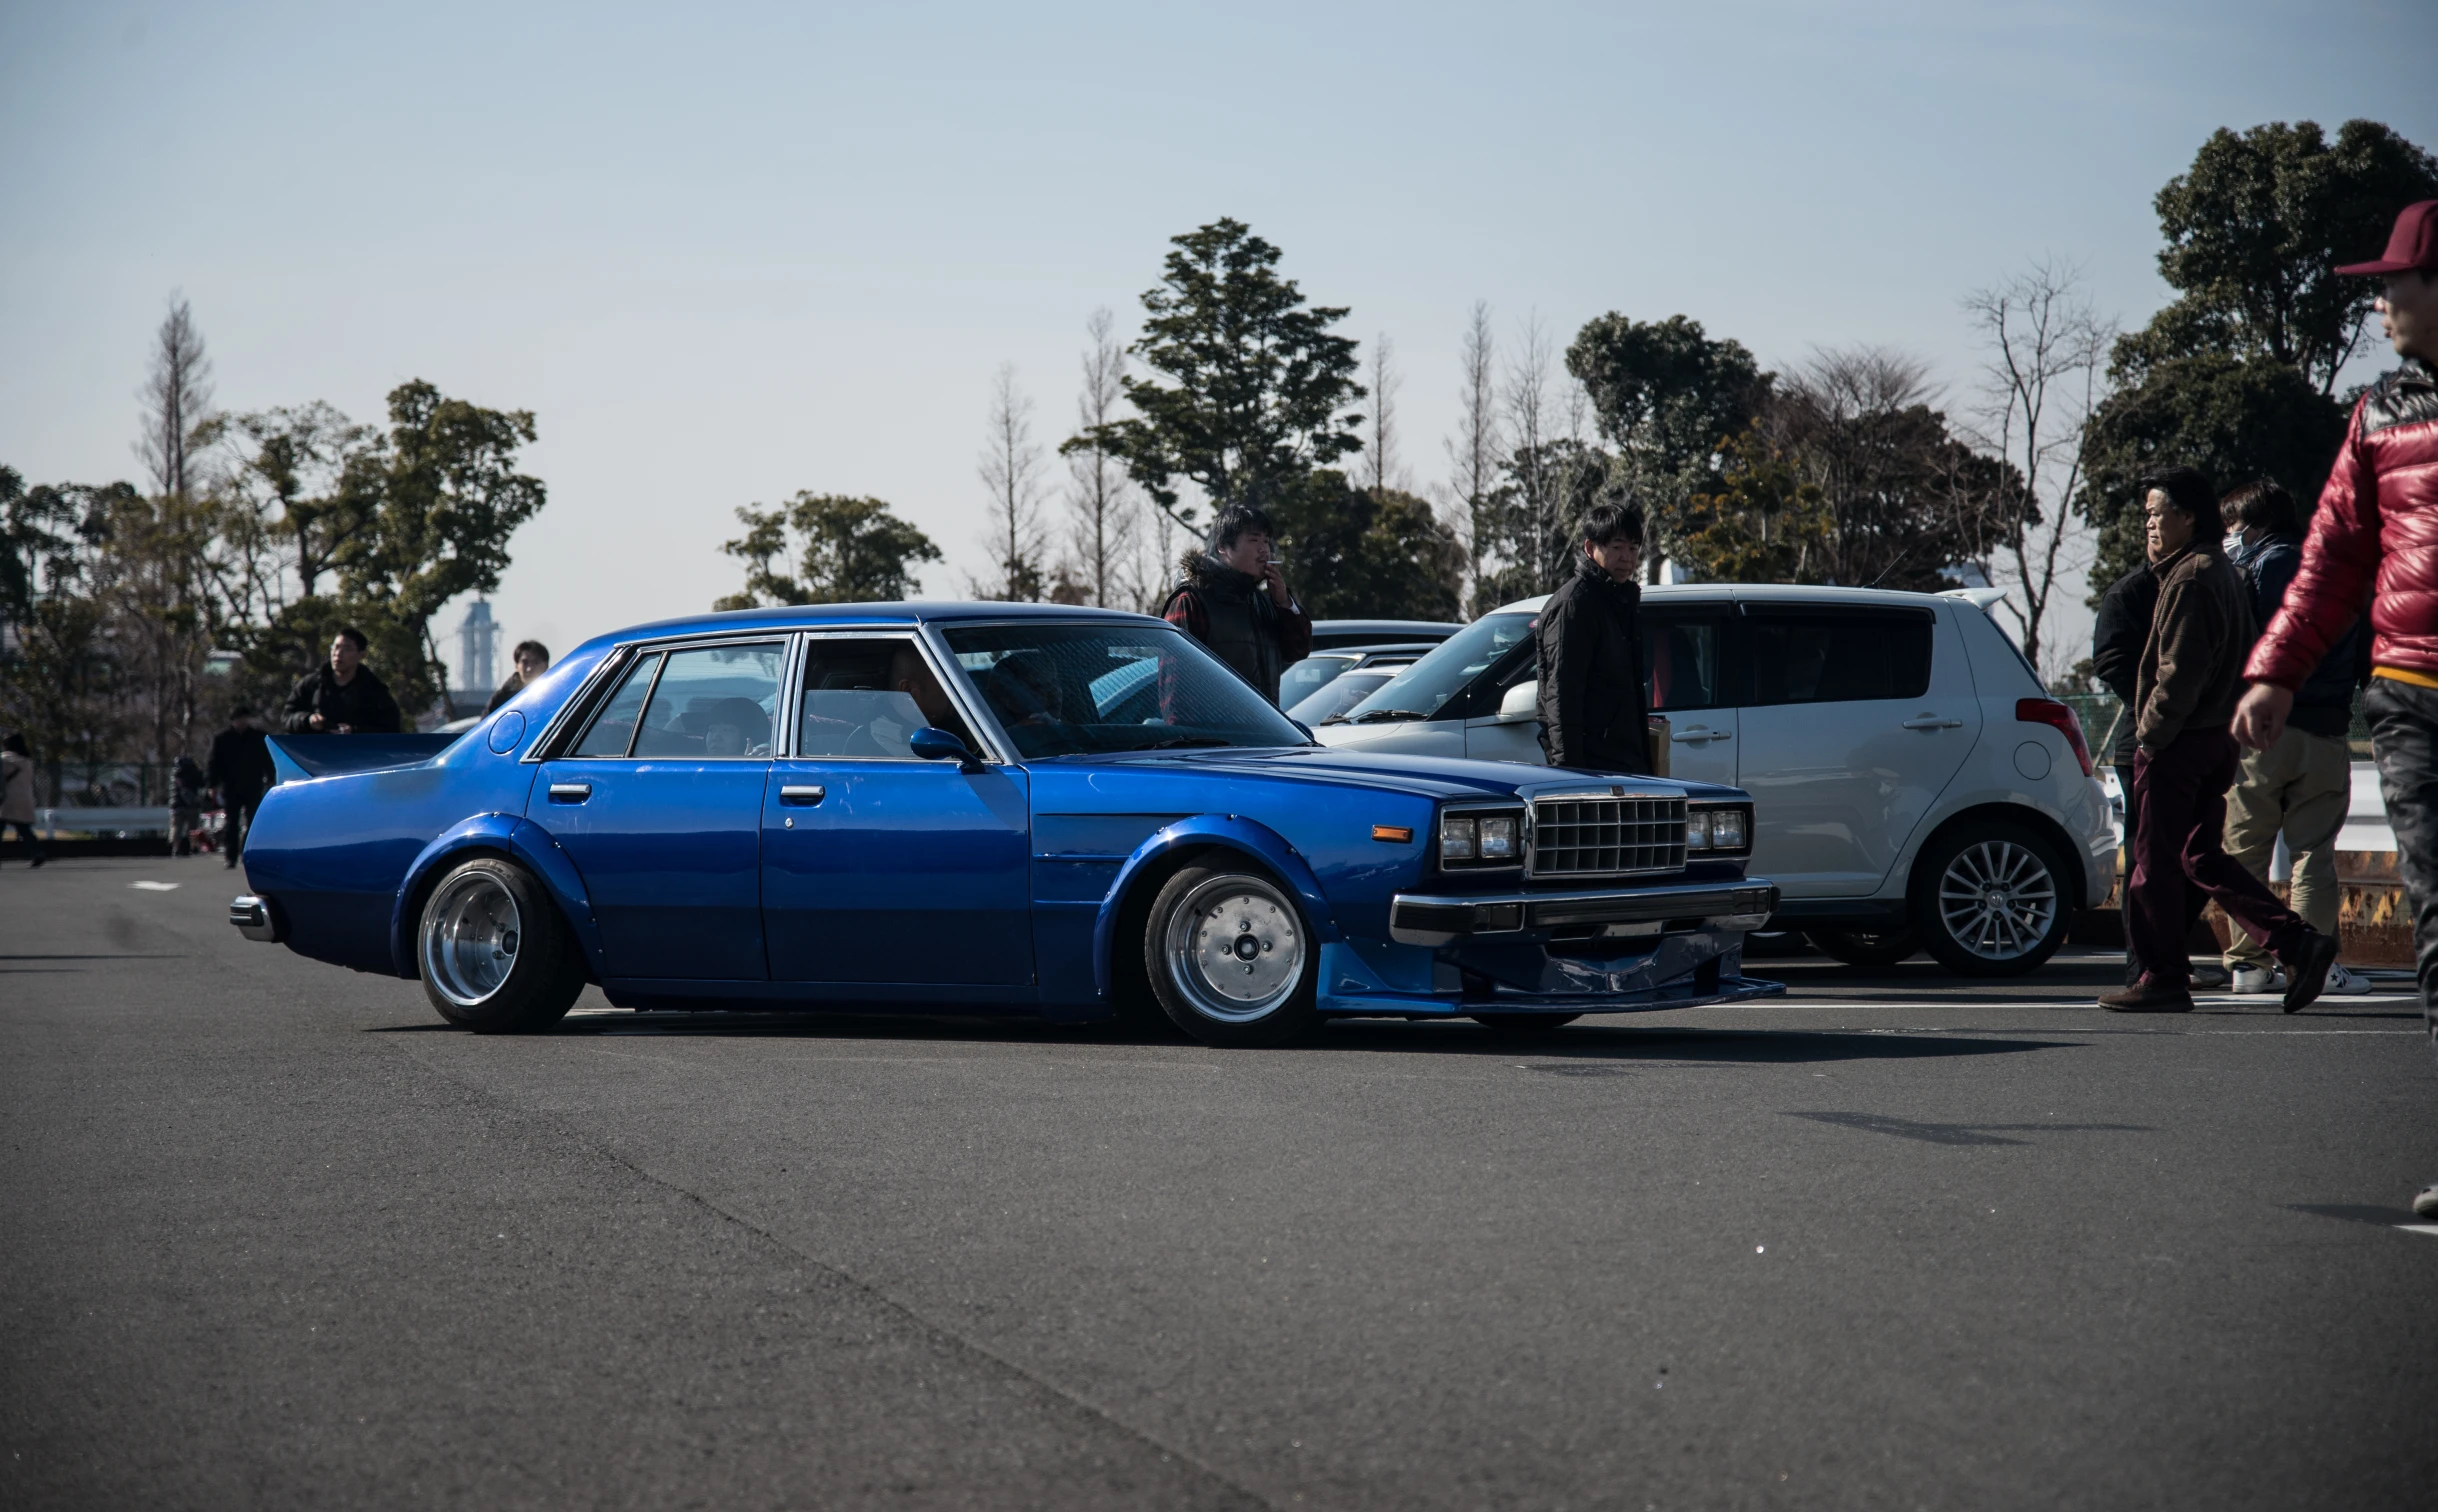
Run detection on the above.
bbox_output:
[1934,837,2059,965]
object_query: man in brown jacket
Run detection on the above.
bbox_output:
[2100,468,2339,1013]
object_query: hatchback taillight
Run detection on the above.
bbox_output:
[2016,698,2093,777]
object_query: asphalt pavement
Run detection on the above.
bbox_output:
[5,856,2436,1510]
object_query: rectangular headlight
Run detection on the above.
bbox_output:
[1478,815,1517,860]
[1710,807,1746,849]
[1685,811,1711,849]
[1440,813,1477,862]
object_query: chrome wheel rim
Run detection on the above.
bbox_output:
[1164,875,1305,1024]
[1936,840,2057,962]
[421,871,522,1008]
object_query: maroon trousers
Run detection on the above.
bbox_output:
[2129,726,2311,987]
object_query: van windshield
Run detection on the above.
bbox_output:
[1333,613,1535,723]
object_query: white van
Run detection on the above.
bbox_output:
[1312,585,2116,976]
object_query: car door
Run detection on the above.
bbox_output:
[529,638,786,979]
[1644,603,1737,787]
[1731,601,1981,897]
[760,632,1034,987]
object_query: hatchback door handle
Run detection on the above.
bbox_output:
[779,784,826,807]
[1900,715,1964,730]
[1672,728,1730,743]
[547,782,592,803]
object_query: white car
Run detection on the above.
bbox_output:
[1313,584,2116,975]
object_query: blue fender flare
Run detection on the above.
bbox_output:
[388,814,605,980]
[1091,815,1340,997]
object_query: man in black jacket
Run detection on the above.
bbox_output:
[283,627,403,735]
[1537,493,1652,774]
[206,707,277,868]
[1162,504,1313,706]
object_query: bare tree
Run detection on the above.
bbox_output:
[1061,311,1139,608]
[137,294,215,501]
[1443,302,1501,609]
[1961,261,2115,676]
[1363,333,1406,495]
[974,364,1048,602]
[1501,314,1564,596]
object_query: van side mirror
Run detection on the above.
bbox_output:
[909,726,982,771]
[1497,681,1539,722]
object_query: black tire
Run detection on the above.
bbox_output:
[1805,928,1922,968]
[1469,1013,1583,1035]
[417,856,586,1032]
[1142,862,1319,1047]
[1908,820,2072,977]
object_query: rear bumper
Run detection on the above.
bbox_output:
[229,894,283,943]
[1389,880,1778,946]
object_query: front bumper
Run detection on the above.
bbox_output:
[1388,880,1779,946]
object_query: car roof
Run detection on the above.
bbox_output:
[588,600,1165,645]
[1485,583,1971,616]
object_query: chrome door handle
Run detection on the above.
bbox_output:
[547,782,592,803]
[1671,728,1730,743]
[1900,716,1964,730]
[779,784,826,807]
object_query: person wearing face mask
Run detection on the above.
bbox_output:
[1162,502,1312,706]
[2097,468,2338,1015]
[2233,199,2438,1215]
[2216,479,2373,997]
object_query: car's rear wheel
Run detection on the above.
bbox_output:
[418,856,585,1032]
[1909,821,2071,977]
[1469,1013,1582,1034]
[1805,928,1922,968]
[1144,863,1318,1047]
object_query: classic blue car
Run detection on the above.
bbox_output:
[230,603,1783,1045]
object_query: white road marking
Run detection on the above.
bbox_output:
[128,881,178,892]
[2395,1225,2438,1239]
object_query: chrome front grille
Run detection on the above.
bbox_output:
[1530,794,1687,877]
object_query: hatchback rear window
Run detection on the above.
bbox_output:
[1745,611,1933,705]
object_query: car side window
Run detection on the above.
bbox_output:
[1644,615,1726,711]
[630,642,786,758]
[1745,611,1933,705]
[570,651,663,757]
[797,638,976,758]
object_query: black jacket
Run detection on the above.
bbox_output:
[1161,555,1314,707]
[2091,563,2158,766]
[483,672,526,715]
[283,664,403,734]
[1536,559,1652,774]
[206,726,276,802]
[2229,529,2366,739]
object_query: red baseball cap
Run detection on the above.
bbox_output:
[2336,200,2438,276]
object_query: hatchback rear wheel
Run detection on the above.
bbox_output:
[1909,821,2070,976]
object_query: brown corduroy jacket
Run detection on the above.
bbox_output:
[2134,538,2257,754]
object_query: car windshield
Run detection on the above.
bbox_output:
[1288,669,1397,725]
[1277,654,1357,713]
[1337,613,1535,722]
[941,621,1308,758]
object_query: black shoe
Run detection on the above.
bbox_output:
[2281,931,2339,1014]
[2098,982,2195,1013]
[2189,961,2231,991]
[2414,1185,2438,1221]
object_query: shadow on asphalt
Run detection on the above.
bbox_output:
[370,1011,2075,1065]
[1787,1110,2149,1146]
[2289,1203,2427,1228]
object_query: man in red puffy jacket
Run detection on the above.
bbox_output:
[2233,199,2438,1217]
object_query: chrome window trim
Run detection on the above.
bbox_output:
[528,631,794,763]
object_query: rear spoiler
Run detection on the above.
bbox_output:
[267,733,462,783]
[1936,587,2009,615]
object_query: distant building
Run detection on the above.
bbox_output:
[457,600,499,700]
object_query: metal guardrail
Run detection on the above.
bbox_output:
[32,806,175,838]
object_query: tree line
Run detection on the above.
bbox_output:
[2,302,544,797]
[721,117,2435,687]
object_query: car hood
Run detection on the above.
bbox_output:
[1030,745,1746,803]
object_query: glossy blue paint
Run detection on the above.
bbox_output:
[238,602,1786,1022]
[761,757,1032,985]
[527,757,769,979]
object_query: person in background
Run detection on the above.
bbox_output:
[283,627,402,735]
[169,756,208,857]
[2217,479,2373,996]
[485,639,552,715]
[2092,561,2222,990]
[2100,468,2338,1014]
[2233,199,2438,1214]
[1,732,44,868]
[207,706,276,870]
[1537,490,1654,775]
[1162,504,1312,707]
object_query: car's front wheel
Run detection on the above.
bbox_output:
[418,856,586,1032]
[1909,821,2071,977]
[1144,863,1319,1047]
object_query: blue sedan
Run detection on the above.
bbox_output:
[230,603,1783,1045]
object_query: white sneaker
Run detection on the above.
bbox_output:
[2322,964,2375,996]
[2230,965,2286,995]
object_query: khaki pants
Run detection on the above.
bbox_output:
[2220,725,2351,969]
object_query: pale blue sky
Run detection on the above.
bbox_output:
[3,1,2431,677]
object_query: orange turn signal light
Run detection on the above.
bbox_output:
[1371,824,1414,843]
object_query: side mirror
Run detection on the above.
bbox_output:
[1497,681,1539,722]
[909,726,982,771]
